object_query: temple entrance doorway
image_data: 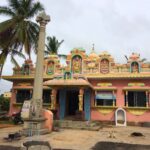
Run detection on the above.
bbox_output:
[66,90,79,117]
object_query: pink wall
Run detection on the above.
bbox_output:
[9,80,33,115]
[9,78,150,123]
[91,110,115,121]
[90,79,150,123]
[126,111,150,122]
[9,88,20,116]
[91,110,150,123]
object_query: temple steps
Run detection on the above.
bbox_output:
[53,120,102,131]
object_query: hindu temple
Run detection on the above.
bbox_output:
[2,48,150,125]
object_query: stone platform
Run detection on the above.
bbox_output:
[54,120,102,131]
[22,117,50,136]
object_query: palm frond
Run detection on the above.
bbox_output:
[45,44,51,52]
[0,51,8,65]
[11,49,26,59]
[0,6,15,16]
[10,55,20,68]
[125,55,128,61]
[0,19,16,32]
[59,40,64,46]
[8,0,21,12]
[0,0,45,62]
[27,2,44,19]
[45,36,64,55]
[44,50,50,56]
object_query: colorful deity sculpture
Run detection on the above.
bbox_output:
[47,61,54,75]
[100,59,109,74]
[131,62,139,73]
[72,55,82,73]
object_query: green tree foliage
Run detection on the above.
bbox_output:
[45,36,66,59]
[0,48,26,76]
[0,0,44,74]
[0,95,10,111]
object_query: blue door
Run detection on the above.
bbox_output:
[59,89,66,119]
[84,89,91,120]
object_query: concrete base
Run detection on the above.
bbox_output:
[21,140,52,150]
[22,117,50,136]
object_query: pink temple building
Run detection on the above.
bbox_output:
[2,48,150,125]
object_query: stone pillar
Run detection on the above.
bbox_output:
[125,91,128,107]
[30,12,50,119]
[78,88,84,111]
[51,89,57,110]
[22,12,50,136]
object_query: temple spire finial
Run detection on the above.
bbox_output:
[92,43,95,52]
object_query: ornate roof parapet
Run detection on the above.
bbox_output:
[68,48,87,59]
[44,54,60,63]
[71,47,85,53]
[13,59,35,75]
[44,54,61,75]
[125,53,148,73]
[10,48,150,78]
[128,53,140,62]
[65,48,88,74]
[66,48,87,66]
[99,51,114,62]
[88,52,99,60]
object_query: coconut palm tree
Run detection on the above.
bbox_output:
[0,0,44,74]
[45,36,66,59]
[0,47,26,76]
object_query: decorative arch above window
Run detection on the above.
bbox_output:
[100,58,109,74]
[72,55,82,74]
[131,61,140,73]
[47,61,54,75]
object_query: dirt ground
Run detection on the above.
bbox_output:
[0,124,15,129]
[0,125,150,150]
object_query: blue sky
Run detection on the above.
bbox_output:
[1,0,150,94]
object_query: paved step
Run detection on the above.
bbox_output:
[54,120,102,131]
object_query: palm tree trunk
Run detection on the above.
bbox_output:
[0,64,3,77]
[29,53,31,60]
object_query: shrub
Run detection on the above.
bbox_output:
[0,95,10,111]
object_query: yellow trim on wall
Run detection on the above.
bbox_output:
[128,83,145,87]
[97,83,112,87]
[125,107,150,116]
[92,106,117,115]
